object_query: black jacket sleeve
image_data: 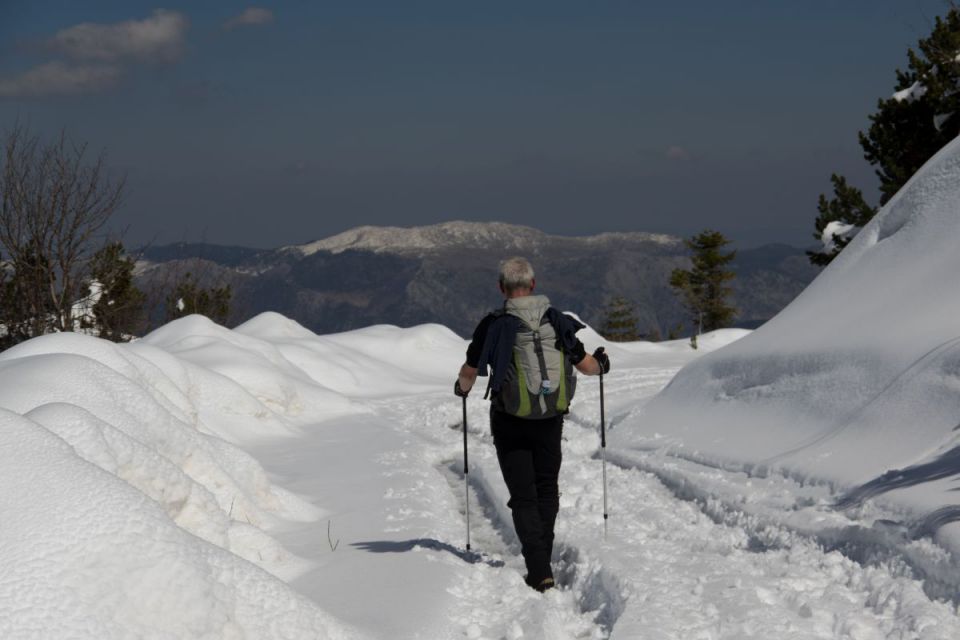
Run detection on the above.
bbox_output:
[465,314,496,368]
[545,308,587,364]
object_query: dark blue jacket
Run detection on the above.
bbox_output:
[476,308,586,395]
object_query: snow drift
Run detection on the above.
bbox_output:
[0,316,369,640]
[625,135,960,549]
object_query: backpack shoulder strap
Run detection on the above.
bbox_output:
[481,309,505,400]
[477,310,521,396]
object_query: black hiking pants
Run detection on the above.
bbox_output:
[490,409,563,585]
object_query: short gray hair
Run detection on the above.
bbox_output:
[499,257,535,293]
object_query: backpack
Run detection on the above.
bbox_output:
[489,295,577,419]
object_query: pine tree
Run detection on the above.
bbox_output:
[809,8,960,265]
[600,296,640,342]
[670,230,737,333]
[165,272,232,326]
[667,324,683,341]
[87,242,146,341]
[808,175,877,266]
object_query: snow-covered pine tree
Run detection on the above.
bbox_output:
[809,175,876,267]
[809,8,960,265]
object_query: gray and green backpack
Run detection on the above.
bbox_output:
[490,295,577,419]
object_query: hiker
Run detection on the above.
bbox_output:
[454,256,610,593]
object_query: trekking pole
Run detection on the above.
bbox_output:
[462,395,471,552]
[600,371,608,539]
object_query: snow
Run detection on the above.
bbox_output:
[289,221,545,255]
[287,220,679,256]
[71,279,102,330]
[1,305,959,638]
[820,220,859,253]
[626,135,960,576]
[0,327,366,640]
[5,135,960,636]
[893,80,928,103]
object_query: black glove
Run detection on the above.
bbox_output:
[454,379,470,398]
[592,347,611,374]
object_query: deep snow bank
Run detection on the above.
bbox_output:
[626,136,960,547]
[0,315,376,639]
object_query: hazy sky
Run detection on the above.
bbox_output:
[0,1,951,249]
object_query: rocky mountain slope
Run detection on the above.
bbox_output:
[137,222,819,338]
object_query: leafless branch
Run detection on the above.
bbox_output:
[0,124,125,345]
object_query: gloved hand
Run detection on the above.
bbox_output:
[592,347,611,375]
[454,379,470,398]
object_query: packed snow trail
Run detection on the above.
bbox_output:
[252,402,607,640]
[251,344,960,639]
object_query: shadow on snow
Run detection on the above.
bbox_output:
[350,538,505,567]
[836,444,960,527]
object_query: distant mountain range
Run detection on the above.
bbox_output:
[136,221,820,338]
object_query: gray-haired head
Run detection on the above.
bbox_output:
[498,257,535,294]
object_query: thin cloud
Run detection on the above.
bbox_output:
[47,9,188,63]
[223,8,275,31]
[0,10,189,98]
[0,61,122,97]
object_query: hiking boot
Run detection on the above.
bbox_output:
[533,577,555,593]
[524,575,555,593]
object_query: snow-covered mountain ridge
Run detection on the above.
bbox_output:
[286,221,681,256]
[140,223,815,338]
